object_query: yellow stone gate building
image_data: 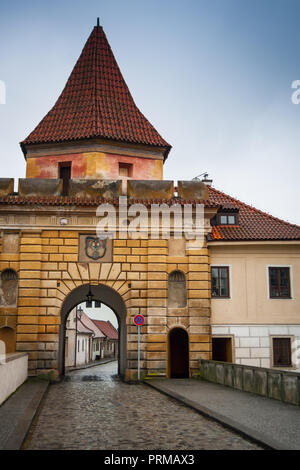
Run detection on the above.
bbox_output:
[0,23,213,381]
[1,22,300,381]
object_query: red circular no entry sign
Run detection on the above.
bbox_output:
[133,314,145,326]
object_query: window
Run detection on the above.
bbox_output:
[59,162,71,196]
[119,162,133,177]
[77,340,80,352]
[269,267,291,298]
[218,214,237,225]
[212,337,233,362]
[273,338,292,367]
[211,266,230,297]
[0,268,18,307]
[168,270,187,308]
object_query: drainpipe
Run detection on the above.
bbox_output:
[75,308,78,367]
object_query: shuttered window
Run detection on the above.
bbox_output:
[273,338,292,367]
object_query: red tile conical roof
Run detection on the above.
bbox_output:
[21,25,171,158]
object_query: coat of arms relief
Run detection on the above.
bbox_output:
[85,237,107,260]
[78,234,112,263]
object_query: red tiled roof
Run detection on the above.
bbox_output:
[21,25,171,159]
[208,186,300,241]
[0,195,217,207]
[91,320,118,340]
[0,187,299,242]
[77,318,93,335]
[80,312,105,338]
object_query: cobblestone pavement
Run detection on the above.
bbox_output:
[23,362,262,450]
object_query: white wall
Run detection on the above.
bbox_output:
[92,339,104,360]
[65,329,76,367]
[0,353,28,405]
[76,334,90,365]
[212,324,300,370]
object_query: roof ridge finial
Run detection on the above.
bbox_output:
[97,17,100,27]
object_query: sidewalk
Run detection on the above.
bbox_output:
[145,378,300,450]
[0,378,49,450]
[66,357,116,373]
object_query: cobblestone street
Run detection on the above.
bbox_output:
[23,362,261,450]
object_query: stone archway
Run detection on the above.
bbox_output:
[58,283,127,377]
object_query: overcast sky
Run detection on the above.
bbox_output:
[78,302,118,330]
[1,0,300,225]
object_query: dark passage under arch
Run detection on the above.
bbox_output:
[59,283,127,377]
[169,328,189,378]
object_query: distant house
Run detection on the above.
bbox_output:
[91,320,118,360]
[65,308,93,367]
[65,308,77,368]
[79,312,105,361]
[76,319,93,366]
[65,308,118,368]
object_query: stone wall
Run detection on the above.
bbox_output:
[198,359,300,406]
[5,230,212,380]
[0,178,214,380]
[212,324,300,369]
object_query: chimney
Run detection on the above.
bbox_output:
[201,173,213,186]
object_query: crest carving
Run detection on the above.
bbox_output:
[78,234,112,263]
[85,237,107,260]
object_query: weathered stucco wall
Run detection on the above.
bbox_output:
[26,152,163,181]
[209,243,300,324]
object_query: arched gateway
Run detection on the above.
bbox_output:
[59,284,127,377]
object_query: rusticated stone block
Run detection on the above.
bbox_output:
[282,374,300,405]
[243,368,254,393]
[253,369,267,396]
[233,366,243,390]
[216,363,225,384]
[0,178,14,196]
[224,364,234,387]
[268,372,282,401]
[127,180,174,199]
[18,178,63,196]
[207,361,217,382]
[69,179,122,198]
[177,181,208,200]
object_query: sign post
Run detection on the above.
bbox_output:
[133,314,145,381]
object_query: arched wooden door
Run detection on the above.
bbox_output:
[169,328,189,378]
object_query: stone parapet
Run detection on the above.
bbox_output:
[0,178,14,196]
[127,180,174,199]
[69,179,122,198]
[0,352,28,405]
[198,359,300,406]
[177,181,208,200]
[18,179,62,197]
